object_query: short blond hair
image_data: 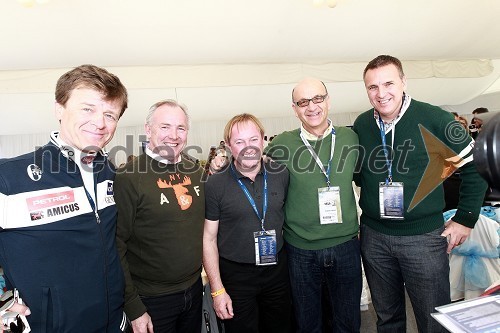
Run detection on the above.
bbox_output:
[224,113,265,144]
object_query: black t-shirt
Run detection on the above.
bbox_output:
[205,160,289,263]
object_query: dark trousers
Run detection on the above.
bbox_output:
[360,224,450,333]
[286,238,362,333]
[219,250,292,333]
[140,277,203,333]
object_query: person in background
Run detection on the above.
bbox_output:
[207,141,229,175]
[353,55,488,332]
[0,64,129,332]
[265,78,362,333]
[203,113,292,333]
[451,112,469,133]
[204,146,217,176]
[457,116,469,133]
[115,100,205,333]
[470,107,489,139]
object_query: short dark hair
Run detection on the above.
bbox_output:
[55,64,128,117]
[364,55,405,79]
[472,107,489,115]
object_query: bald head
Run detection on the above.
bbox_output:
[291,77,331,136]
[292,78,328,103]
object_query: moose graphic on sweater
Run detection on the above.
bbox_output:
[157,175,193,210]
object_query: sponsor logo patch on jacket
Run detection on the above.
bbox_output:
[26,190,79,219]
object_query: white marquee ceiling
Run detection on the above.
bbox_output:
[1,0,500,135]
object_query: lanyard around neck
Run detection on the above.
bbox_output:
[230,163,268,231]
[299,128,336,187]
[377,114,396,184]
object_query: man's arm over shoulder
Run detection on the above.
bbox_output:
[263,131,294,163]
[336,126,361,186]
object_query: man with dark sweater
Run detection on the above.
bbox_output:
[266,78,362,332]
[353,55,488,332]
[115,100,205,333]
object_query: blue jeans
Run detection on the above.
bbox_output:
[286,238,362,333]
[360,224,450,333]
[140,277,202,333]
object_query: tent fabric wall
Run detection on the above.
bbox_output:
[2,59,500,136]
[0,59,493,93]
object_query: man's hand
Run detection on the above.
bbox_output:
[213,293,234,320]
[131,312,154,333]
[441,220,472,254]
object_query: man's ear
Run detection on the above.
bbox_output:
[55,102,64,122]
[144,122,152,140]
[292,104,299,118]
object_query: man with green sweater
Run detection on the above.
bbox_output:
[114,100,205,333]
[353,55,488,332]
[266,78,361,332]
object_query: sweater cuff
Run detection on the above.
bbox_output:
[451,209,479,228]
[124,295,148,321]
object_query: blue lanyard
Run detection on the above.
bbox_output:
[299,128,336,187]
[378,114,393,184]
[230,163,268,231]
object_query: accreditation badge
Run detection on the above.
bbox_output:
[318,186,342,224]
[379,182,404,220]
[253,230,277,266]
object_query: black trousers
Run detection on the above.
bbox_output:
[219,250,292,333]
[140,277,202,333]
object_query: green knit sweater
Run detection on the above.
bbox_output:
[352,99,488,236]
[265,126,359,250]
[114,154,205,320]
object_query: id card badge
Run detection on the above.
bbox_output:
[318,186,342,224]
[379,182,404,220]
[254,230,277,265]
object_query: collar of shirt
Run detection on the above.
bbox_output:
[50,131,97,203]
[230,159,264,179]
[50,131,97,170]
[373,94,412,134]
[145,146,181,165]
[300,119,333,141]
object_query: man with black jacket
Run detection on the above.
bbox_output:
[0,64,129,332]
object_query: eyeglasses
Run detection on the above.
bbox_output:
[294,94,328,107]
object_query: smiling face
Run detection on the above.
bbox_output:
[145,104,188,162]
[55,87,121,152]
[364,64,407,122]
[292,78,330,136]
[227,120,264,173]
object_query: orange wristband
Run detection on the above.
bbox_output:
[211,288,226,298]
